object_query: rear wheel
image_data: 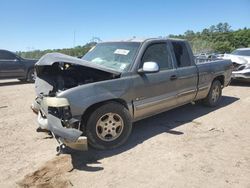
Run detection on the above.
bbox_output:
[86,102,132,150]
[203,80,222,107]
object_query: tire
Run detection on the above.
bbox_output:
[26,68,36,83]
[86,102,132,150]
[203,80,222,107]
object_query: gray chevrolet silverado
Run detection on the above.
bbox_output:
[32,38,232,150]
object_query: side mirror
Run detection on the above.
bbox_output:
[138,62,159,74]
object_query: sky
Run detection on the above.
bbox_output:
[0,0,249,52]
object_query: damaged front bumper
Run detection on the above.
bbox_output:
[232,69,250,82]
[32,96,87,151]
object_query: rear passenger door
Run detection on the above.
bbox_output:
[133,42,178,120]
[170,41,198,105]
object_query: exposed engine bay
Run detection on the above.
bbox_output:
[35,62,120,96]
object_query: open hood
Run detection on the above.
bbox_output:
[35,53,121,96]
[36,52,121,75]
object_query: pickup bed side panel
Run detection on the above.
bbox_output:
[195,60,232,100]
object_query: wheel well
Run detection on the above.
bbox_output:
[26,67,34,79]
[81,99,129,129]
[213,75,224,86]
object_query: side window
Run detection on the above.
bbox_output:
[142,43,172,70]
[0,51,17,60]
[171,42,192,67]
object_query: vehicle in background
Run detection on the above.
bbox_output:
[197,53,210,59]
[32,38,232,151]
[223,48,250,82]
[195,53,221,63]
[0,50,37,82]
[215,53,224,59]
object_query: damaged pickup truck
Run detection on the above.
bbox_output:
[32,38,232,150]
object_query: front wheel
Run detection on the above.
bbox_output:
[86,102,132,150]
[203,80,222,107]
[27,68,36,83]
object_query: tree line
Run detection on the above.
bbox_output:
[168,22,250,54]
[17,42,96,59]
[17,23,250,59]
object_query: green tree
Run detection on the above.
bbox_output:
[214,41,233,53]
[168,23,249,53]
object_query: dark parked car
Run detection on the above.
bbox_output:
[0,50,37,82]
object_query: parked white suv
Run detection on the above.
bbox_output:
[223,48,250,82]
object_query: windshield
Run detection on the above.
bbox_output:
[231,49,250,56]
[82,42,140,72]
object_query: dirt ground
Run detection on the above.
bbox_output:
[0,79,250,188]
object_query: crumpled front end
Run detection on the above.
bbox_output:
[32,96,87,150]
[232,64,250,82]
[31,52,120,151]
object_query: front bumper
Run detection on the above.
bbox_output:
[232,69,250,81]
[32,96,87,150]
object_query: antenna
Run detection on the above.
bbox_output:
[73,30,76,47]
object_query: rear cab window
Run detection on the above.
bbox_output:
[171,41,193,68]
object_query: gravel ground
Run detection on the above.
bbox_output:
[0,79,250,188]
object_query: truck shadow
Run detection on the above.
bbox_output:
[66,95,239,172]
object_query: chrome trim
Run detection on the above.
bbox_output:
[135,94,176,111]
[198,85,210,91]
[177,89,196,97]
[177,74,197,79]
[0,59,17,61]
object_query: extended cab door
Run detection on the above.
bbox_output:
[132,42,178,120]
[0,50,25,78]
[169,41,198,105]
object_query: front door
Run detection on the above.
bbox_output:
[132,42,178,120]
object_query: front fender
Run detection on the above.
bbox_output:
[57,80,129,118]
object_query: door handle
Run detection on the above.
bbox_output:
[170,75,178,80]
